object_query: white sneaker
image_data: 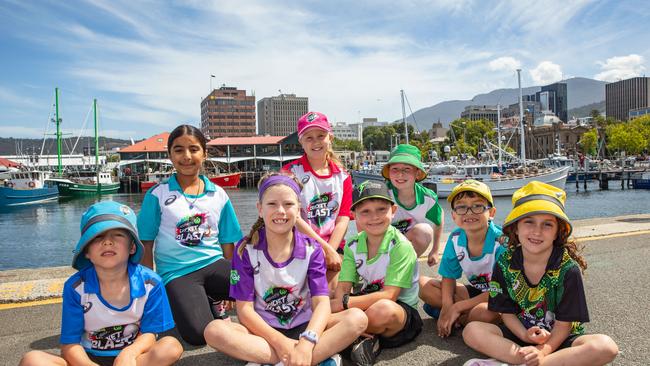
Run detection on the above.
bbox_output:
[462,358,509,366]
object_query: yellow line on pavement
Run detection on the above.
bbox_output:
[0,297,62,310]
[577,230,650,242]
[418,229,650,261]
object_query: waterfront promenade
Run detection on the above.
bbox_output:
[1,214,649,365]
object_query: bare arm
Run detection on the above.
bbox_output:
[344,285,402,311]
[537,320,573,355]
[141,240,154,270]
[432,214,444,254]
[61,344,98,366]
[221,243,234,260]
[327,216,350,252]
[501,313,530,342]
[452,291,489,313]
[296,217,341,271]
[114,333,156,366]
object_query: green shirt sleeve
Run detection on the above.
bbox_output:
[384,241,417,288]
[339,242,359,283]
[425,202,443,226]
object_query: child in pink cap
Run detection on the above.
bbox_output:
[282,111,353,295]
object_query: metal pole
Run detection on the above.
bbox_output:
[517,69,526,165]
[497,104,502,169]
[401,90,408,144]
[94,99,100,194]
[55,88,62,175]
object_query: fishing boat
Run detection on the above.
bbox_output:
[140,171,173,192]
[427,163,569,198]
[0,170,59,206]
[208,171,241,189]
[46,90,120,196]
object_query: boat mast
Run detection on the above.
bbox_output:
[401,89,408,144]
[497,103,502,168]
[94,98,100,193]
[517,69,526,165]
[55,88,63,175]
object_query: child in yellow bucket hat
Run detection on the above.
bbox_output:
[419,179,505,338]
[462,181,619,366]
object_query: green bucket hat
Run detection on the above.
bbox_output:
[381,144,427,182]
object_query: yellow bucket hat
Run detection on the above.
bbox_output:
[503,181,572,235]
[447,179,494,206]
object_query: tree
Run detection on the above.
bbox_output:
[445,118,496,157]
[578,129,598,156]
[606,123,647,155]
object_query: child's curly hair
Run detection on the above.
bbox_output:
[502,217,587,272]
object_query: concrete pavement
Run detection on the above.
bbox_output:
[2,214,650,365]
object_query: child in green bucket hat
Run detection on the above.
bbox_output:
[378,144,443,263]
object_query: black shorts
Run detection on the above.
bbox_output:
[465,284,483,298]
[378,300,423,348]
[88,354,116,366]
[274,322,309,340]
[498,324,580,350]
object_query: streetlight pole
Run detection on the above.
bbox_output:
[209,74,216,94]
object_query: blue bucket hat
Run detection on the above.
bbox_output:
[72,201,144,270]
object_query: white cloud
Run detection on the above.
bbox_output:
[488,57,522,72]
[594,54,646,81]
[529,61,563,85]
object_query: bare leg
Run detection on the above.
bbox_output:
[405,224,433,258]
[136,336,183,366]
[365,299,407,337]
[540,334,618,366]
[465,302,501,325]
[204,319,287,364]
[462,321,527,364]
[19,351,67,366]
[311,308,368,364]
[418,276,469,307]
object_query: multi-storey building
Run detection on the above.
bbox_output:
[460,105,499,124]
[200,86,256,138]
[606,77,650,121]
[257,94,308,136]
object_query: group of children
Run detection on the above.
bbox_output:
[19,111,619,366]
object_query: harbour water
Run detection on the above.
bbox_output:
[1,181,649,270]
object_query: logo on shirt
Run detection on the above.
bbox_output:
[83,302,92,313]
[89,323,140,351]
[468,272,491,291]
[230,270,240,285]
[301,175,311,184]
[392,219,412,233]
[175,213,213,246]
[306,193,339,227]
[357,277,384,295]
[263,286,303,325]
[164,195,177,206]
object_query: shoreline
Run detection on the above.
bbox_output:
[2,212,650,305]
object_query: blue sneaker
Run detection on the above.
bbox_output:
[318,354,341,366]
[423,303,441,319]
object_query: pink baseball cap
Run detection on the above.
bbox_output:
[297,111,332,138]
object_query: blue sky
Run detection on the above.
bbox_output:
[1,0,648,139]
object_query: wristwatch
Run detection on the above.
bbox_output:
[342,293,350,310]
[299,330,319,344]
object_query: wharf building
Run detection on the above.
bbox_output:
[606,77,650,121]
[508,120,588,159]
[257,94,308,136]
[201,86,256,138]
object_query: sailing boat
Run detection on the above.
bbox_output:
[47,89,120,196]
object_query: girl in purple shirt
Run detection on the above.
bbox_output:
[204,172,367,366]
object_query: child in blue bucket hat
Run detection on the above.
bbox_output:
[20,201,183,366]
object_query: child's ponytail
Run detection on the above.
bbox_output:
[237,217,265,258]
[325,134,343,168]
